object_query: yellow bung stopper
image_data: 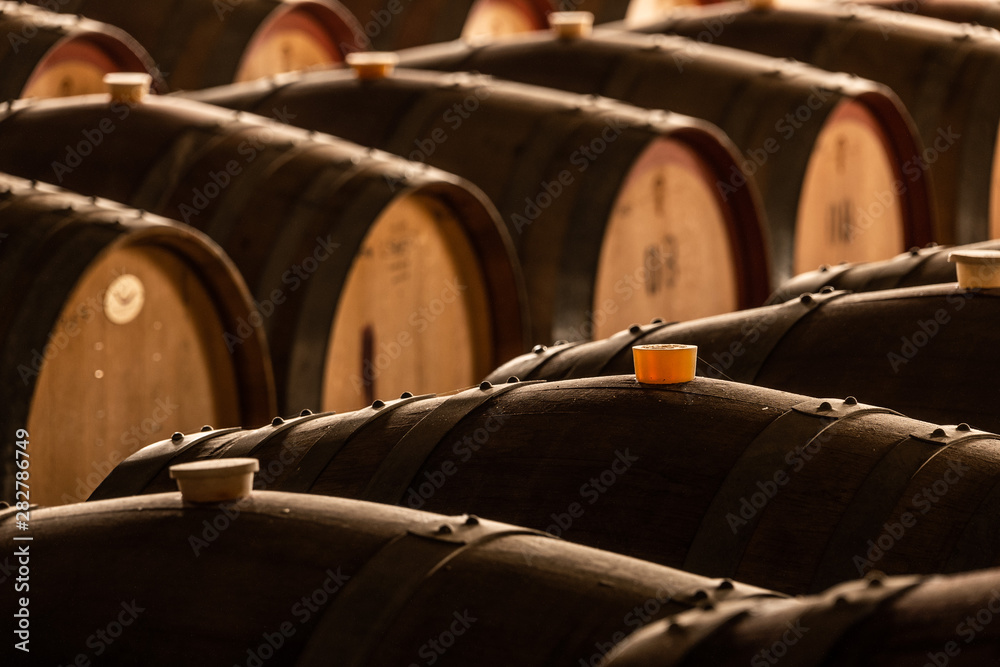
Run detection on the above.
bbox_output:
[549,12,594,39]
[169,458,259,503]
[948,249,1000,289]
[103,72,151,104]
[633,344,697,384]
[346,52,399,80]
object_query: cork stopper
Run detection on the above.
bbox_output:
[169,458,259,503]
[346,52,399,80]
[949,249,1000,289]
[549,12,594,39]
[633,344,698,384]
[103,72,152,104]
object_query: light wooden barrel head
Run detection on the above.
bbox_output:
[990,122,1000,240]
[625,0,705,23]
[236,4,343,82]
[592,138,740,340]
[323,194,493,411]
[794,100,905,274]
[462,0,548,40]
[21,37,120,99]
[28,245,242,506]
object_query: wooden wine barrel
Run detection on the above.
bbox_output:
[0,174,275,506]
[768,239,1000,302]
[626,1,1000,246]
[0,492,777,665]
[25,0,368,90]
[397,26,935,283]
[93,375,1000,594]
[0,2,164,100]
[603,568,1000,666]
[188,65,770,344]
[338,0,551,50]
[487,283,1000,432]
[0,92,527,414]
[858,0,1000,32]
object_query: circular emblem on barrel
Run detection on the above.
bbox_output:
[103,273,145,324]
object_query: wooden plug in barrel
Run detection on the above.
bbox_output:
[0,2,165,100]
[603,569,1000,666]
[0,492,778,665]
[488,282,1000,431]
[24,0,368,90]
[0,174,275,506]
[93,376,1000,594]
[187,60,770,344]
[626,1,1000,246]
[767,239,1000,303]
[0,91,527,414]
[396,20,935,284]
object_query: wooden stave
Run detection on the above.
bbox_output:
[187,66,771,343]
[0,94,528,414]
[92,375,1000,595]
[767,239,1000,303]
[0,492,777,666]
[0,2,165,100]
[601,568,1000,666]
[396,29,935,285]
[24,0,367,90]
[0,173,276,502]
[486,283,1000,432]
[626,1,1000,247]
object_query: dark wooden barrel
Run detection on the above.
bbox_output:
[0,2,165,100]
[397,27,936,284]
[603,568,1000,666]
[0,92,527,414]
[338,0,551,50]
[26,0,368,90]
[188,65,770,344]
[768,239,1000,303]
[0,173,275,506]
[487,283,1000,432]
[93,375,1000,595]
[626,1,1000,246]
[0,493,776,665]
[859,0,1000,31]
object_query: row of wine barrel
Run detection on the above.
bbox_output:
[2,0,697,98]
[90,372,1000,596]
[0,491,1000,667]
[617,0,1000,245]
[7,484,1000,664]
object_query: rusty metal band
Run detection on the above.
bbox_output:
[88,427,242,501]
[683,399,897,578]
[217,410,335,459]
[295,515,553,667]
[361,381,542,505]
[813,425,995,590]
[490,341,579,382]
[280,394,436,493]
[781,577,926,664]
